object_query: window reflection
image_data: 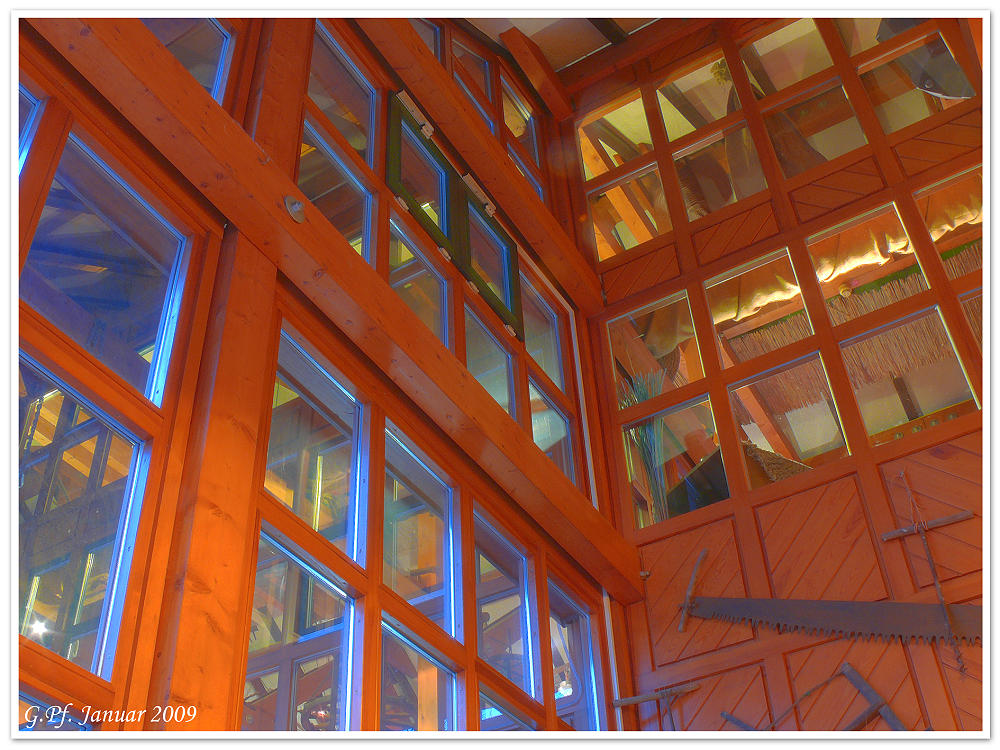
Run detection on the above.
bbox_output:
[548,581,598,730]
[242,534,351,731]
[763,83,867,178]
[657,56,738,141]
[389,224,448,345]
[833,18,928,56]
[840,309,976,444]
[588,166,670,259]
[383,423,454,634]
[501,76,538,163]
[468,206,513,307]
[578,91,651,180]
[860,33,974,134]
[730,355,847,489]
[479,693,535,730]
[609,291,703,409]
[264,332,360,558]
[474,512,536,696]
[20,134,187,403]
[673,123,767,220]
[380,625,455,730]
[521,275,564,391]
[806,204,928,326]
[142,18,232,101]
[528,381,574,483]
[410,19,441,59]
[741,19,833,97]
[623,397,729,526]
[399,119,448,229]
[19,358,140,677]
[299,120,371,259]
[704,248,812,365]
[308,26,375,163]
[452,39,491,101]
[913,166,982,280]
[465,308,514,417]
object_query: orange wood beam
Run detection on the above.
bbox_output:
[498,26,573,121]
[28,17,641,604]
[355,18,604,316]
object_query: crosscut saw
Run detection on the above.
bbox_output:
[686,596,982,644]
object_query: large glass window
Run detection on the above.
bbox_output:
[763,83,867,179]
[465,308,515,417]
[730,354,847,488]
[577,91,651,180]
[656,56,738,141]
[398,118,448,231]
[388,223,448,345]
[380,624,456,730]
[383,423,455,635]
[264,332,362,560]
[528,381,574,483]
[467,204,514,308]
[806,204,928,326]
[609,291,703,409]
[913,166,983,280]
[299,120,372,260]
[521,275,564,391]
[242,533,353,731]
[623,397,729,527]
[142,18,233,102]
[840,309,977,444]
[588,166,671,259]
[474,512,537,696]
[308,25,375,163]
[19,357,143,679]
[741,19,833,97]
[860,33,974,134]
[673,123,767,220]
[479,692,536,730]
[548,581,599,730]
[20,133,188,404]
[704,248,811,365]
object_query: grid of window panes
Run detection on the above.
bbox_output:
[18,90,195,690]
[594,18,979,531]
[248,324,605,730]
[577,18,977,264]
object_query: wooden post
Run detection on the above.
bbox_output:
[145,228,278,729]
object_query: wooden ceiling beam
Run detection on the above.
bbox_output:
[27,17,641,603]
[588,19,629,46]
[498,26,574,122]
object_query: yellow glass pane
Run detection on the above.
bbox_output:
[588,167,670,260]
[577,91,651,180]
[913,167,982,280]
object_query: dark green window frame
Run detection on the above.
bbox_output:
[387,94,524,338]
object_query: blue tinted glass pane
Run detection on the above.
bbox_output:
[521,276,563,390]
[142,18,231,101]
[309,28,374,163]
[528,381,574,483]
[468,208,511,307]
[20,135,186,403]
[265,333,361,559]
[479,693,535,730]
[456,75,495,132]
[19,358,141,678]
[19,87,40,151]
[474,513,535,696]
[410,19,440,59]
[549,582,598,730]
[389,226,447,345]
[384,423,454,634]
[452,40,490,100]
[243,534,351,731]
[400,122,448,229]
[299,121,371,260]
[19,693,92,731]
[464,309,513,416]
[380,625,455,730]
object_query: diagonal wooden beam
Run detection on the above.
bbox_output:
[497,26,574,121]
[27,17,640,603]
[588,18,629,45]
